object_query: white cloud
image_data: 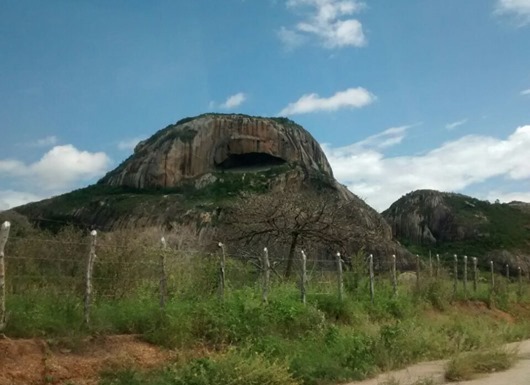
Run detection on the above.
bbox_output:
[220,92,247,109]
[486,190,530,203]
[118,137,145,151]
[521,88,530,95]
[323,125,530,211]
[495,0,530,24]
[280,0,366,49]
[278,27,306,49]
[31,135,58,148]
[0,190,43,211]
[356,125,415,149]
[445,119,468,130]
[279,87,375,115]
[0,145,111,191]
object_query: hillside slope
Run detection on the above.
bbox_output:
[6,114,409,262]
[382,189,530,270]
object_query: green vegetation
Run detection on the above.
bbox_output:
[445,348,516,381]
[0,239,525,380]
[3,227,530,385]
[443,194,530,254]
[388,191,530,269]
[12,163,306,231]
[100,352,299,385]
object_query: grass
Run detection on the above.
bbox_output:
[5,276,530,385]
[4,230,530,385]
[100,351,300,385]
[445,348,516,381]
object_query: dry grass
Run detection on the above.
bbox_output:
[445,347,516,381]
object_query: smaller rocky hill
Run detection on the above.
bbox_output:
[383,189,530,270]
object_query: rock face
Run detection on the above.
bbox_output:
[382,190,459,245]
[383,189,530,270]
[99,114,333,189]
[12,114,411,265]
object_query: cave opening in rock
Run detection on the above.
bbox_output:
[216,152,287,171]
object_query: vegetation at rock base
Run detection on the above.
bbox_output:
[10,163,301,231]
[2,226,530,385]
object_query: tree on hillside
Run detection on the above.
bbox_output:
[223,190,385,278]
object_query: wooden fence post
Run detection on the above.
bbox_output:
[84,230,97,327]
[262,247,270,303]
[336,252,344,301]
[453,254,458,298]
[518,266,522,298]
[159,237,168,309]
[218,242,226,300]
[490,260,495,292]
[472,257,478,293]
[463,255,468,299]
[300,250,307,305]
[505,264,510,281]
[392,254,398,297]
[369,254,375,304]
[0,221,11,332]
[435,254,440,279]
[415,254,421,290]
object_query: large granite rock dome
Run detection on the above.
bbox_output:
[99,114,333,189]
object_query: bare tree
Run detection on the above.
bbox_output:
[223,190,386,277]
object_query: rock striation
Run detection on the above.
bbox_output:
[99,114,333,189]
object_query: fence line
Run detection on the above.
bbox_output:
[0,221,11,331]
[0,222,528,328]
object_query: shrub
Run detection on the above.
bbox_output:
[170,352,299,385]
[445,348,516,381]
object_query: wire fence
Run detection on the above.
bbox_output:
[0,220,528,330]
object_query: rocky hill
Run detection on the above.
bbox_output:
[383,189,530,270]
[7,113,409,263]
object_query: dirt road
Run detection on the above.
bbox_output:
[347,340,530,385]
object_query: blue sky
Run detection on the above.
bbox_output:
[1,0,530,211]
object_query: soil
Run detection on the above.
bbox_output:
[0,334,172,385]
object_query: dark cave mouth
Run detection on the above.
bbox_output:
[216,152,287,171]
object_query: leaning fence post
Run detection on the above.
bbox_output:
[262,247,270,303]
[369,254,375,304]
[84,230,97,327]
[0,221,11,332]
[218,242,226,300]
[453,254,458,298]
[392,254,398,297]
[300,250,307,305]
[336,252,344,301]
[472,257,478,293]
[463,255,468,299]
[159,237,168,309]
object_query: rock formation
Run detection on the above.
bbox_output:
[99,114,333,189]
[383,189,530,271]
[12,114,410,264]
